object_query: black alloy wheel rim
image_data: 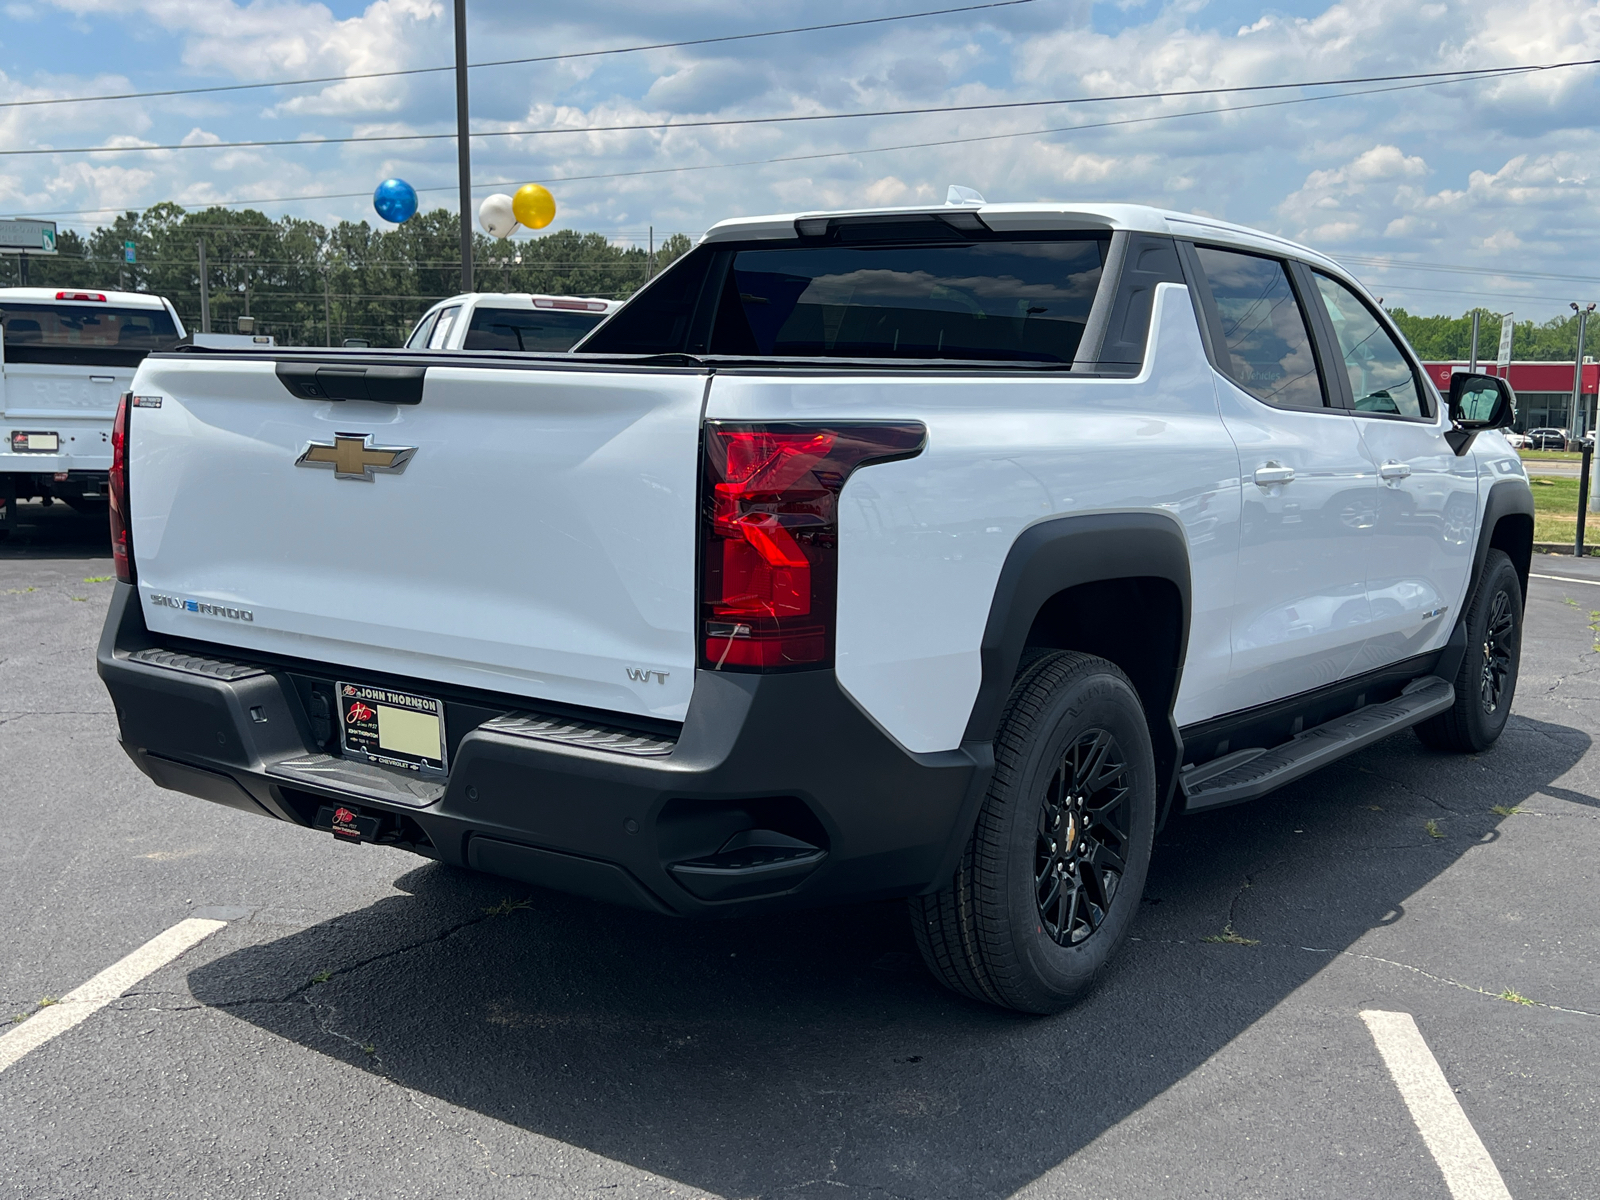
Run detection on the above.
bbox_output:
[1035,728,1131,947]
[1480,588,1516,714]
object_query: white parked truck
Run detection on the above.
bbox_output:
[0,287,184,533]
[97,201,1530,1012]
[405,292,620,352]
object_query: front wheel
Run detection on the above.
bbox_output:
[1415,548,1523,753]
[910,651,1156,1013]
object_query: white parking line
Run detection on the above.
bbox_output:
[1360,1010,1513,1200]
[1531,572,1600,586]
[0,918,226,1075]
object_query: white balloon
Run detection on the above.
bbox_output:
[478,193,519,239]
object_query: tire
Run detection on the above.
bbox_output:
[910,651,1157,1013]
[1415,548,1523,753]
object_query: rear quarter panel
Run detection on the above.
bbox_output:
[706,283,1241,754]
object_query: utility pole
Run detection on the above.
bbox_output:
[1468,310,1481,374]
[1571,302,1594,436]
[197,239,211,333]
[454,0,473,294]
[324,271,332,348]
[647,225,654,282]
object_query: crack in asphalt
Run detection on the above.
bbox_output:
[1127,936,1600,1018]
[1350,764,1466,815]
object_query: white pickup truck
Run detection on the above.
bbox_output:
[405,292,620,352]
[1,287,185,534]
[97,200,1531,1012]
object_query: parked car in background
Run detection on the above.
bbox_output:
[1502,429,1529,449]
[1526,427,1570,450]
[405,293,620,352]
[1,287,184,535]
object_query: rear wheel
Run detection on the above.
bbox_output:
[910,651,1156,1013]
[1415,549,1523,753]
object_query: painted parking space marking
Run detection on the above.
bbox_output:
[1530,572,1600,586]
[1360,1009,1512,1200]
[0,917,225,1076]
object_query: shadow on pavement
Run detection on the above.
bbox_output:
[0,500,111,559]
[188,715,1589,1199]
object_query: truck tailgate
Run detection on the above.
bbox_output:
[128,356,706,722]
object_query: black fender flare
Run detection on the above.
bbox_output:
[958,510,1192,825]
[1436,478,1534,684]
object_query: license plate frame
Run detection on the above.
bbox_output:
[10,431,60,453]
[337,681,448,776]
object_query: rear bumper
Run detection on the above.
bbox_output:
[97,584,990,916]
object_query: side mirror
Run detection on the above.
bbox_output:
[1445,372,1516,455]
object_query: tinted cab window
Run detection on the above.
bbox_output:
[1193,247,1326,410]
[1,302,180,366]
[462,307,605,352]
[709,239,1106,363]
[1312,273,1428,418]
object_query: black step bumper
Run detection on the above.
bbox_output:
[97,583,990,916]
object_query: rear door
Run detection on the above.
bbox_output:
[1303,267,1476,668]
[128,356,707,722]
[1188,244,1379,714]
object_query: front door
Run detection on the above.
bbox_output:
[1304,268,1477,671]
[1188,245,1378,715]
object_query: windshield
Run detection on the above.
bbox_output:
[709,239,1106,363]
[463,307,606,352]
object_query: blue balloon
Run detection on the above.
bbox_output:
[373,178,418,224]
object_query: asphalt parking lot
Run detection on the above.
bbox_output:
[2,500,1597,1200]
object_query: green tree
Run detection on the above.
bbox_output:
[1,206,693,347]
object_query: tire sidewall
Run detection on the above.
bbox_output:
[994,667,1156,1011]
[1464,554,1523,748]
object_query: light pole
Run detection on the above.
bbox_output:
[1571,302,1594,436]
[454,0,473,294]
[1468,310,1481,374]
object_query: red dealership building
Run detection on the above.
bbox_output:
[1421,360,1600,435]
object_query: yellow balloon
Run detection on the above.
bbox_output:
[512,183,556,230]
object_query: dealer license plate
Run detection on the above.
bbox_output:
[337,682,447,775]
[10,431,59,453]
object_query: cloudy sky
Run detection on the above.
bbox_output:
[1,0,1598,318]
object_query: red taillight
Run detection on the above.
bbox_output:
[109,392,134,584]
[700,422,925,671]
[56,291,106,302]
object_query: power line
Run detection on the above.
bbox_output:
[0,58,1585,158]
[2,71,1555,223]
[1336,253,1600,287]
[0,1,1036,111]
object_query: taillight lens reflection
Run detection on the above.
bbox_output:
[701,422,924,671]
[109,392,134,584]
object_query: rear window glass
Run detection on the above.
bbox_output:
[709,240,1106,363]
[462,307,605,352]
[1,303,179,352]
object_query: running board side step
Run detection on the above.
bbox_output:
[1180,676,1454,812]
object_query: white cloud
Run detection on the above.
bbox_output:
[0,0,1596,317]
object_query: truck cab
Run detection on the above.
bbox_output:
[405,293,619,353]
[0,287,184,532]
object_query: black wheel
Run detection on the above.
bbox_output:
[910,651,1156,1013]
[1415,549,1523,753]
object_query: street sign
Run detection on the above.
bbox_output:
[1497,313,1514,372]
[0,218,58,255]
[124,240,136,264]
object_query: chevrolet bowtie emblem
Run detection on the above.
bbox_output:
[295,433,417,481]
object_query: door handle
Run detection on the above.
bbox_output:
[1379,460,1412,481]
[1253,463,1296,486]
